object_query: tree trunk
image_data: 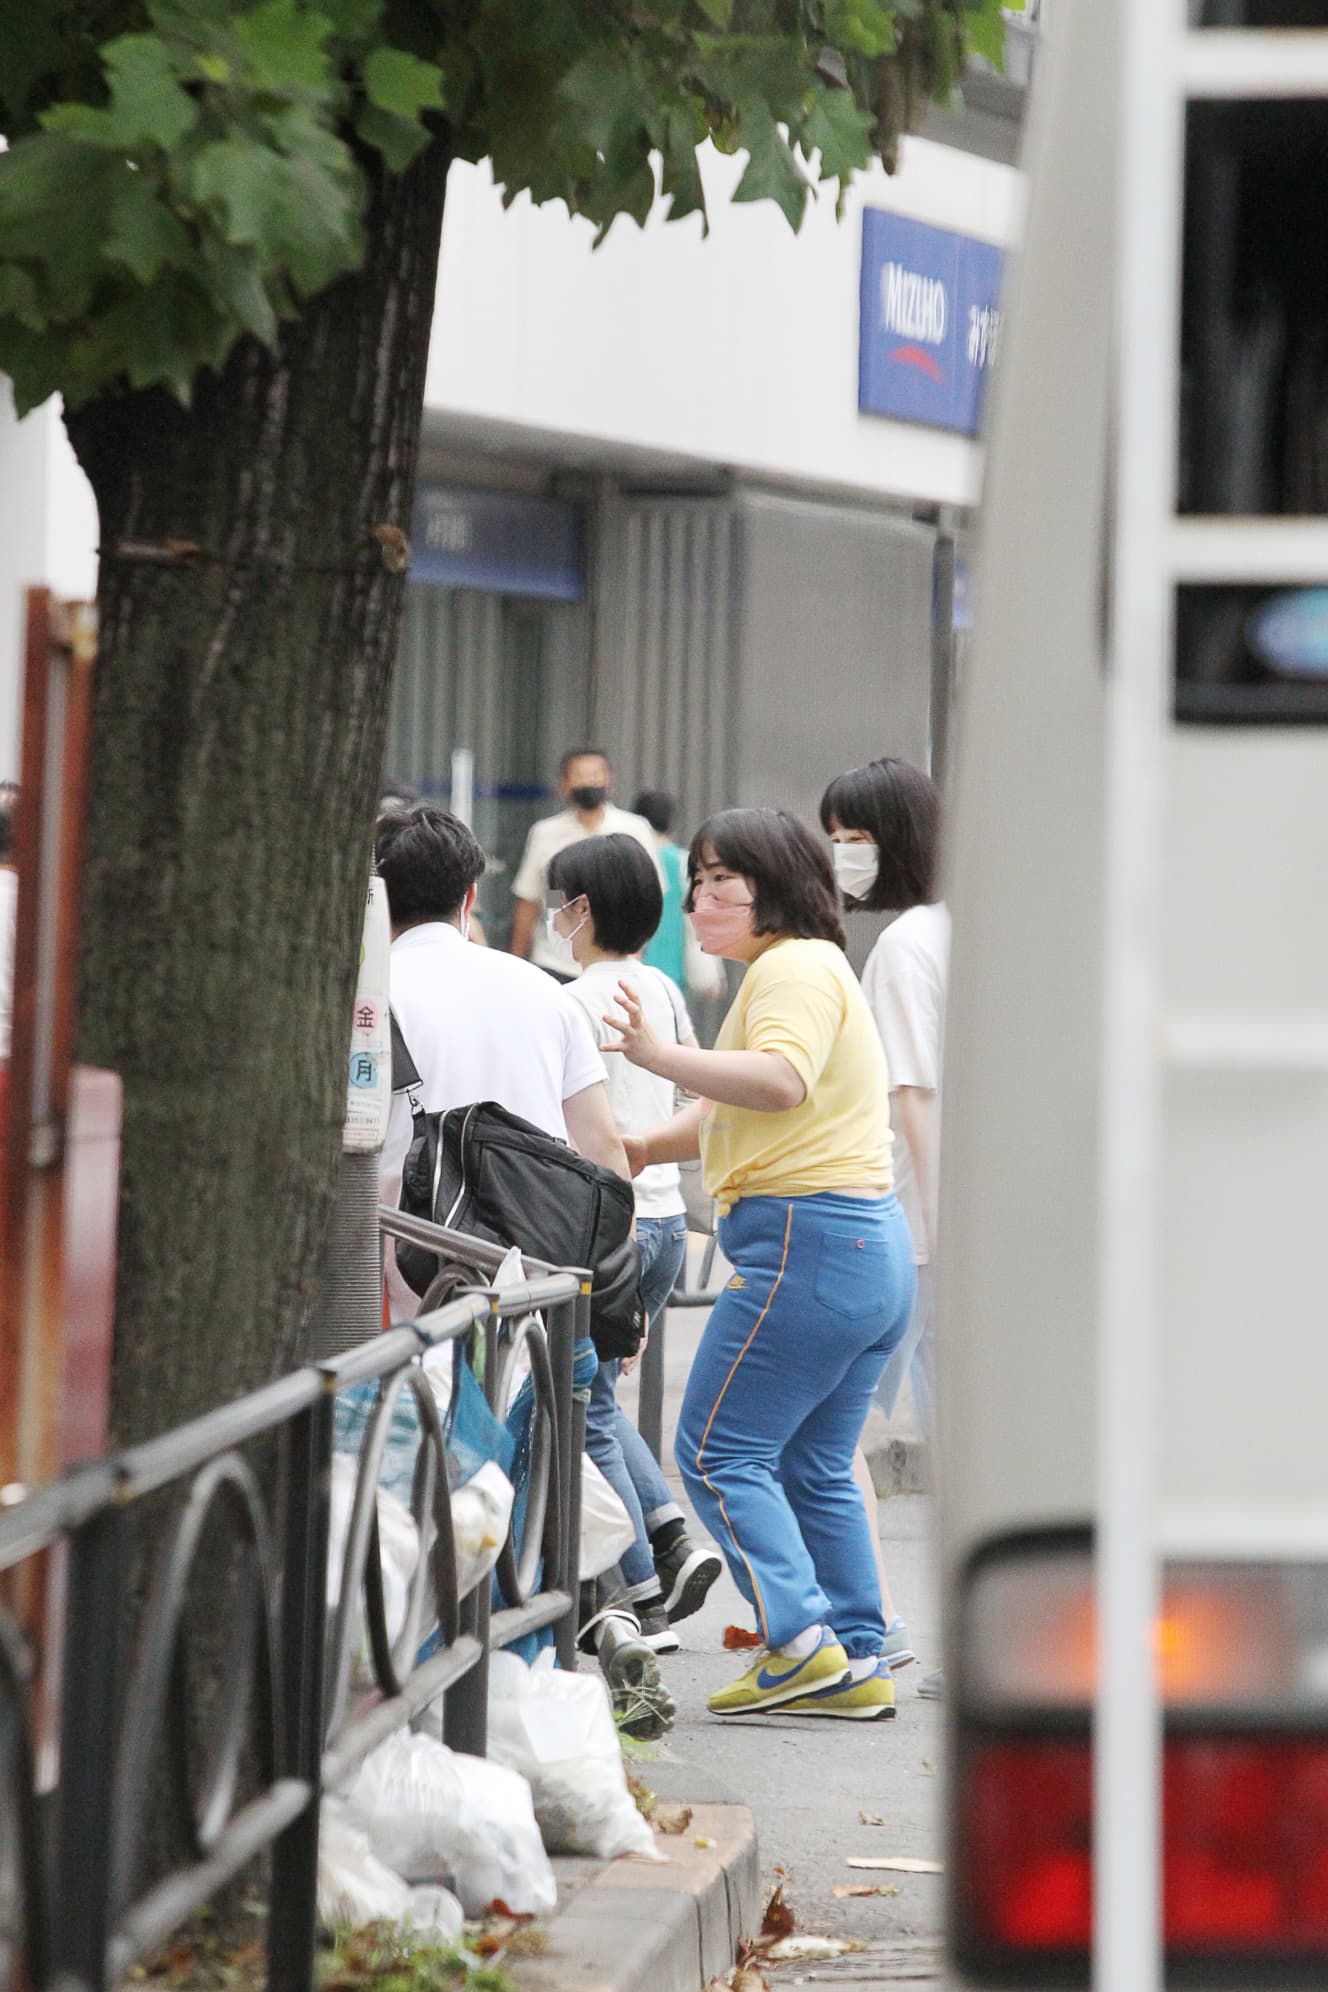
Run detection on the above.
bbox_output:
[66,140,450,1449]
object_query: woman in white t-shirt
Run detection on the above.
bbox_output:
[547,834,723,1650]
[821,759,949,1433]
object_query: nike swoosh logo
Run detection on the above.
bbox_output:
[757,1660,803,1691]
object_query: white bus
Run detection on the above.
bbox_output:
[941,2,1328,1987]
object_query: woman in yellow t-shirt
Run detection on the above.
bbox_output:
[609,808,916,1720]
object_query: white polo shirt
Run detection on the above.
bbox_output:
[380,921,605,1311]
[511,805,663,975]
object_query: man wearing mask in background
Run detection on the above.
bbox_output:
[508,748,660,980]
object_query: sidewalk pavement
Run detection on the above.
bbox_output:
[509,1241,940,1992]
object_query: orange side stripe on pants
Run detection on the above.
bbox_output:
[696,1201,795,1648]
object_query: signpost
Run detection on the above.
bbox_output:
[411,486,585,601]
[858,209,1007,437]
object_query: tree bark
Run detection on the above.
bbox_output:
[66,140,450,1448]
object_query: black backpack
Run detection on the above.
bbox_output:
[391,1020,644,1362]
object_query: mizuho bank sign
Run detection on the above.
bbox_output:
[858,209,1006,438]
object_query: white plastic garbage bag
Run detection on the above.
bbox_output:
[486,1651,659,1861]
[580,1455,636,1579]
[451,1458,515,1598]
[317,1798,465,1937]
[326,1455,421,1679]
[347,1729,556,1917]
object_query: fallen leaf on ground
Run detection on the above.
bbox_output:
[858,1811,886,1826]
[724,1624,763,1651]
[627,1774,657,1819]
[834,1883,901,1899]
[504,1927,551,1958]
[766,1935,867,1961]
[654,1802,693,1835]
[921,1758,936,1775]
[846,1856,943,1874]
[732,1964,770,1992]
[760,1883,797,1943]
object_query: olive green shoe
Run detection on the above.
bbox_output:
[782,1658,898,1720]
[707,1628,851,1716]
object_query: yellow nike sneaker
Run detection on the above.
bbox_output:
[781,1658,898,1720]
[707,1628,851,1716]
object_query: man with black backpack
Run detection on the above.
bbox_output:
[375,803,676,1736]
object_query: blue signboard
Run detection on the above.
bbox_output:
[858,210,1006,437]
[411,486,585,601]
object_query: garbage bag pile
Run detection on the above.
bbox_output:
[343,1728,557,1916]
[487,1650,659,1861]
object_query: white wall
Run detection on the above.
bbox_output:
[0,127,1024,777]
[428,136,1024,507]
[0,388,100,779]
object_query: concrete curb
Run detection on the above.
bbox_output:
[862,1412,930,1496]
[505,1800,761,1992]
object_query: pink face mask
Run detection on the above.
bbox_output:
[691,897,755,958]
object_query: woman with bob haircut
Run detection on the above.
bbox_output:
[547,834,723,1651]
[607,807,915,1720]
[820,759,948,1438]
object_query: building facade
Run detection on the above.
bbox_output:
[2,47,1032,961]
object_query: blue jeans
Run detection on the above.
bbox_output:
[583,1213,688,1596]
[676,1192,915,1658]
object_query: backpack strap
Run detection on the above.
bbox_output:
[389,1008,425,1121]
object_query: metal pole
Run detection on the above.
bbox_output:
[445,1313,496,1756]
[54,1506,123,1992]
[307,1150,383,1360]
[1096,3,1181,1987]
[268,1388,332,1992]
[553,1290,587,1671]
[636,1308,666,1464]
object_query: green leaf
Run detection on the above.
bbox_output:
[660,104,707,226]
[962,2,1009,71]
[800,86,875,181]
[203,242,281,346]
[322,0,385,39]
[0,133,116,317]
[0,264,41,329]
[42,34,198,152]
[233,0,334,94]
[693,0,734,25]
[362,44,444,120]
[105,171,194,283]
[0,320,66,416]
[355,101,434,171]
[557,48,647,155]
[0,11,69,131]
[732,111,810,231]
[189,133,362,293]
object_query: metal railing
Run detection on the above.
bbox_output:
[0,1214,588,1992]
[635,1233,722,1465]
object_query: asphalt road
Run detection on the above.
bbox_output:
[617,1295,944,1988]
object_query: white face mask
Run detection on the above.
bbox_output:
[833,842,880,902]
[545,906,587,964]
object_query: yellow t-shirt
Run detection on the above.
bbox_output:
[700,937,894,1214]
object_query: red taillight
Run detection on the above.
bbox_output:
[957,1732,1328,1964]
[959,1737,1093,1953]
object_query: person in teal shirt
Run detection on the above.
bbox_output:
[633,790,688,987]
